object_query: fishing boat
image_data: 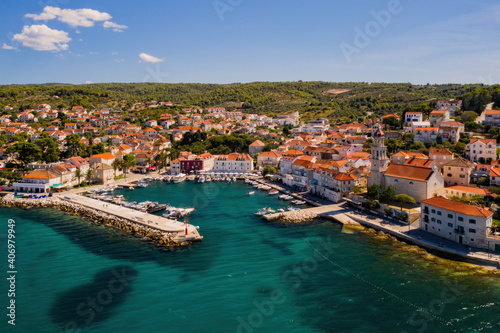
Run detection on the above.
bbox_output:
[269,189,279,195]
[247,191,255,195]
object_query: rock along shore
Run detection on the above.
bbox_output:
[1,194,190,248]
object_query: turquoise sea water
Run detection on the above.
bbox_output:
[1,180,500,333]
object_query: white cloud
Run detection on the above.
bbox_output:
[2,43,16,50]
[139,53,163,63]
[114,58,125,63]
[85,80,93,84]
[12,25,71,51]
[103,21,128,32]
[25,6,112,28]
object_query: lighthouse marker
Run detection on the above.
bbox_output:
[184,218,188,235]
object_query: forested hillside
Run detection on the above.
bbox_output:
[0,82,489,121]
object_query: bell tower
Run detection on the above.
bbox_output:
[368,124,389,188]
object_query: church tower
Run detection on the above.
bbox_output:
[368,124,389,188]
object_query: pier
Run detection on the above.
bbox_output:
[262,202,361,224]
[60,194,203,242]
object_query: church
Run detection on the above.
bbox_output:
[368,125,444,202]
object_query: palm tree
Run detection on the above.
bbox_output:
[86,168,94,185]
[111,159,121,179]
[75,169,82,186]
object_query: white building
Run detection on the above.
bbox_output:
[420,196,493,249]
[405,112,423,125]
[466,139,496,163]
[213,153,254,173]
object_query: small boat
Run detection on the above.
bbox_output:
[292,200,306,205]
[247,191,255,195]
[287,206,298,211]
[269,189,279,195]
[198,176,205,183]
[136,182,147,188]
[172,173,187,183]
[163,207,195,219]
[129,187,134,190]
[278,208,285,212]
[254,209,266,216]
[283,195,293,200]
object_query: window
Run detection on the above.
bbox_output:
[437,220,442,224]
[458,217,463,222]
[447,214,453,219]
[469,228,476,233]
[448,223,453,227]
[431,209,436,214]
[469,219,476,224]
[437,211,442,216]
[394,179,399,182]
[409,182,413,185]
[431,217,436,222]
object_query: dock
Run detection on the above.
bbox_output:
[60,193,203,242]
[262,202,360,225]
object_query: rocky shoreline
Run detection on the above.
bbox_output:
[1,194,189,248]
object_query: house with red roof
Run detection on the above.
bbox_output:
[420,196,493,249]
[466,139,496,163]
[257,151,282,169]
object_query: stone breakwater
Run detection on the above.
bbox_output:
[1,194,188,248]
[274,211,319,223]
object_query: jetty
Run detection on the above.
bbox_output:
[263,202,360,224]
[60,193,202,242]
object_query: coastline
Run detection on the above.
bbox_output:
[255,178,500,269]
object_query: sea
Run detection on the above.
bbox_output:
[1,180,499,333]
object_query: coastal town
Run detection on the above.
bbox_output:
[1,96,500,267]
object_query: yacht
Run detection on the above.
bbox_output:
[198,176,205,183]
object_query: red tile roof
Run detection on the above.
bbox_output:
[384,164,434,181]
[421,196,492,218]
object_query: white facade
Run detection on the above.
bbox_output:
[466,139,496,163]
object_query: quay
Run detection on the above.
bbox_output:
[60,193,202,242]
[263,202,361,225]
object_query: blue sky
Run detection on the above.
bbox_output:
[1,0,500,85]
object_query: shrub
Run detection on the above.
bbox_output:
[362,200,380,210]
[385,207,393,216]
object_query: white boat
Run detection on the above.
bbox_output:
[136,182,148,188]
[254,209,266,216]
[232,177,237,181]
[129,186,134,190]
[247,191,255,195]
[287,206,298,211]
[292,200,306,205]
[278,194,288,199]
[163,207,195,219]
[278,208,285,212]
[283,195,293,200]
[269,189,279,195]
[198,176,205,183]
[206,176,212,182]
[172,173,187,183]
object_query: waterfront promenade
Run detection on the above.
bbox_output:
[59,193,202,242]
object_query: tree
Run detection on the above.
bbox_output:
[10,132,30,143]
[379,185,397,203]
[75,169,82,185]
[262,165,276,176]
[367,184,382,199]
[5,142,42,167]
[122,154,137,177]
[35,137,61,163]
[353,185,364,195]
[394,193,416,212]
[453,141,466,155]
[65,134,84,158]
[461,111,479,123]
[111,160,121,179]
[477,176,489,186]
[86,168,94,185]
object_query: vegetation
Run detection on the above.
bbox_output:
[0,82,485,123]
